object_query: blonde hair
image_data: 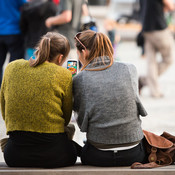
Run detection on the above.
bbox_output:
[29,32,70,67]
[75,30,114,71]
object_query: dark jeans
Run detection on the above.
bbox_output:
[0,34,25,85]
[4,132,77,168]
[81,140,148,167]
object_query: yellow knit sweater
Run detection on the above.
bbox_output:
[1,59,72,134]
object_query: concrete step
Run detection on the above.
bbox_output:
[0,162,175,175]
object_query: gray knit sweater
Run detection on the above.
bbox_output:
[73,57,147,145]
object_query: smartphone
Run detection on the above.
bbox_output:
[67,60,78,77]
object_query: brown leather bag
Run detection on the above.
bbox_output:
[131,130,175,169]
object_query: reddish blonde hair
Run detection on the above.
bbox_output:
[75,30,114,71]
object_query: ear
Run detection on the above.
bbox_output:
[82,49,87,59]
[57,54,63,64]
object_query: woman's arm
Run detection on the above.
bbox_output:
[73,74,88,132]
[45,10,72,28]
[127,64,148,117]
[62,77,73,126]
[127,64,139,95]
[1,79,6,120]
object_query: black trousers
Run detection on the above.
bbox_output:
[0,34,24,85]
[81,140,148,167]
[4,132,77,168]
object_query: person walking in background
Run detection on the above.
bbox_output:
[73,30,148,166]
[104,0,121,59]
[45,0,87,68]
[0,32,79,168]
[139,0,174,98]
[20,0,57,60]
[0,0,27,86]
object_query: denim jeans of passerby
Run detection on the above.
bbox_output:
[81,139,148,167]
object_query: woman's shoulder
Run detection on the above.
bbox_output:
[5,59,28,69]
[72,71,86,87]
[49,63,72,79]
[113,61,136,68]
[73,70,84,80]
[8,58,27,64]
[113,61,137,72]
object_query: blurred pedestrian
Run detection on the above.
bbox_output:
[104,0,121,58]
[20,0,57,60]
[136,30,145,57]
[45,0,87,69]
[80,0,97,32]
[139,0,175,98]
[73,30,148,166]
[0,0,27,86]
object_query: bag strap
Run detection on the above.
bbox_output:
[131,162,162,169]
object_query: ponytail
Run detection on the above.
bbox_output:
[29,37,51,67]
[76,30,114,71]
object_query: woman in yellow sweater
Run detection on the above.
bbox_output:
[0,32,78,167]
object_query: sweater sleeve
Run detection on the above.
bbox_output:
[62,74,73,126]
[73,73,88,132]
[0,75,6,121]
[127,63,139,95]
[73,75,81,113]
[127,64,148,117]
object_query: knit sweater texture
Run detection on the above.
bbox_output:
[1,59,72,134]
[73,57,147,145]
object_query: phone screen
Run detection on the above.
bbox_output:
[67,61,77,77]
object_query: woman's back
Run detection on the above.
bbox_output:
[73,29,148,166]
[1,59,72,134]
[73,60,146,145]
[0,32,79,168]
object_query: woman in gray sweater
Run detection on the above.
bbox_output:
[73,30,148,166]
